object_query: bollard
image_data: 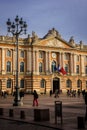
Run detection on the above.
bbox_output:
[0,108,3,115]
[77,116,85,129]
[9,109,14,117]
[34,109,50,121]
[20,110,25,119]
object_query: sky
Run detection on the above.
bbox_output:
[0,0,87,44]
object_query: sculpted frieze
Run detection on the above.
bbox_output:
[45,39,67,48]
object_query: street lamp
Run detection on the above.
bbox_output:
[6,15,27,106]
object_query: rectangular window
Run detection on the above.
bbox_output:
[39,51,43,58]
[7,79,11,88]
[76,65,79,74]
[20,51,24,58]
[65,64,68,73]
[76,55,79,61]
[7,50,11,57]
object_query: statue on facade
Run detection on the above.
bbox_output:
[69,36,75,47]
[32,31,38,43]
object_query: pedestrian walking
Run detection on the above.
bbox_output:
[32,90,38,106]
[50,90,52,97]
[54,89,59,98]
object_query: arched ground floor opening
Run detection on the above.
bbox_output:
[53,77,60,93]
[0,75,87,95]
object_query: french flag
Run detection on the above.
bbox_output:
[60,67,67,75]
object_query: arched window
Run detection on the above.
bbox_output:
[66,79,72,88]
[20,62,24,72]
[39,51,43,58]
[77,79,82,88]
[51,61,56,72]
[39,62,43,72]
[40,79,46,88]
[7,61,11,72]
[7,50,11,57]
[20,79,24,88]
[7,79,11,88]
[20,51,24,58]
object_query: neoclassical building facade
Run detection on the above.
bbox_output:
[0,28,87,94]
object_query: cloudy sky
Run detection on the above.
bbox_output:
[0,0,87,44]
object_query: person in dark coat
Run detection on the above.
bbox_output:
[32,90,38,106]
[50,90,52,97]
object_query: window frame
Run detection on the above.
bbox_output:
[7,61,11,72]
[7,79,11,88]
[20,62,24,72]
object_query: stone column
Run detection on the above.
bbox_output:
[29,49,32,73]
[73,54,76,74]
[70,53,73,75]
[61,52,64,67]
[26,50,29,73]
[59,52,62,66]
[45,51,49,73]
[1,48,5,74]
[33,50,36,74]
[36,50,39,75]
[80,55,85,76]
[13,49,16,75]
[34,51,37,74]
[48,51,51,73]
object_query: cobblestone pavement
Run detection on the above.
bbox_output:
[0,93,87,130]
[0,118,60,130]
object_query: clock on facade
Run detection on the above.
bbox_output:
[52,53,56,58]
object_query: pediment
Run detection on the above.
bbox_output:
[36,38,72,48]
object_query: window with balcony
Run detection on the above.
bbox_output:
[76,65,79,74]
[7,50,11,57]
[39,62,43,72]
[51,61,56,72]
[20,51,24,58]
[20,62,24,72]
[65,64,69,73]
[39,51,43,58]
[7,61,11,72]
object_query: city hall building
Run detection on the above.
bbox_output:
[0,28,87,94]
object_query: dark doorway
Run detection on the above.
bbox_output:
[53,78,60,93]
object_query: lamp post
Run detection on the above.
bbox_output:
[6,16,27,106]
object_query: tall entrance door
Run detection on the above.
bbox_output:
[53,77,60,93]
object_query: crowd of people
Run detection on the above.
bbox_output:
[1,88,87,109]
[66,89,81,97]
